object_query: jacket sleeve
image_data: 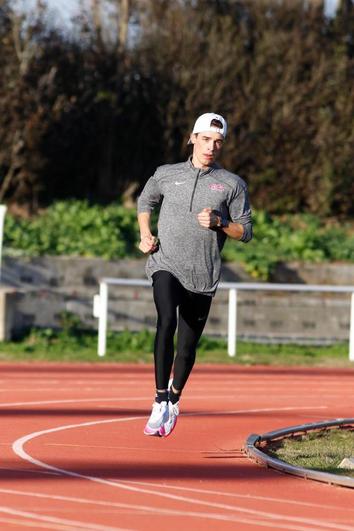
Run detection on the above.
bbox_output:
[137,175,162,214]
[228,184,253,243]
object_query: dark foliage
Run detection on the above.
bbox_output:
[0,0,353,216]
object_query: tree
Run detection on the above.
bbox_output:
[0,1,50,212]
[0,0,353,217]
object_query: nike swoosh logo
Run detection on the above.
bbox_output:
[175,181,186,185]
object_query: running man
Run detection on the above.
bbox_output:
[137,113,252,437]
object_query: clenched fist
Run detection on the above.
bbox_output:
[138,234,159,254]
[197,208,220,229]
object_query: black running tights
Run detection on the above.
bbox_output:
[152,270,212,392]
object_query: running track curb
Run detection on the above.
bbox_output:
[245,418,354,489]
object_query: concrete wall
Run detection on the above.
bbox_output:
[1,256,354,343]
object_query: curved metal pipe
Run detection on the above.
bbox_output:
[245,418,354,489]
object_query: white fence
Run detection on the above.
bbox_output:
[0,205,7,282]
[93,278,354,361]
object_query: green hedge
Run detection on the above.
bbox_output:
[4,201,354,279]
[222,211,354,278]
[4,201,140,259]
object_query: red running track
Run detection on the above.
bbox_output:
[0,362,353,530]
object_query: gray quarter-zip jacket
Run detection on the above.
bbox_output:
[137,158,252,295]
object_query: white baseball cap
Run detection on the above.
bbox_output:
[188,113,227,144]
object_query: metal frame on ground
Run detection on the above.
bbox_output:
[245,418,354,489]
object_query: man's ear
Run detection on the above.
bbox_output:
[190,133,197,145]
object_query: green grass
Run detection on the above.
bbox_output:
[0,327,352,367]
[265,428,354,478]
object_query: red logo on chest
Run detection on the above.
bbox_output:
[209,183,225,192]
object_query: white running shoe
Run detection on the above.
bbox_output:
[144,401,168,436]
[160,400,179,437]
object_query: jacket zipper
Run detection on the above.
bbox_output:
[189,169,200,212]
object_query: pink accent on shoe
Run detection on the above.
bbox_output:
[143,424,160,436]
[159,401,179,437]
[143,400,168,436]
[160,416,177,438]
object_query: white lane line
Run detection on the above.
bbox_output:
[0,380,142,384]
[12,412,350,531]
[0,398,146,407]
[0,396,330,410]
[5,378,304,387]
[1,394,351,405]
[0,487,330,531]
[0,506,131,531]
[107,479,354,513]
[0,388,140,393]
[0,395,259,408]
[1,482,353,519]
[0,489,328,531]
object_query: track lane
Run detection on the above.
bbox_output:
[0,363,353,530]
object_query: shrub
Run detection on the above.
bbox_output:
[4,200,140,259]
[222,210,354,278]
[4,201,354,280]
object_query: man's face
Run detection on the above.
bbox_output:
[191,131,224,168]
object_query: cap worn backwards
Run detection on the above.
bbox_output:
[188,113,227,144]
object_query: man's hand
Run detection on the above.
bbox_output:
[138,234,159,254]
[197,208,220,228]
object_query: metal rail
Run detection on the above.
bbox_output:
[93,278,354,359]
[245,418,354,489]
[0,205,7,282]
